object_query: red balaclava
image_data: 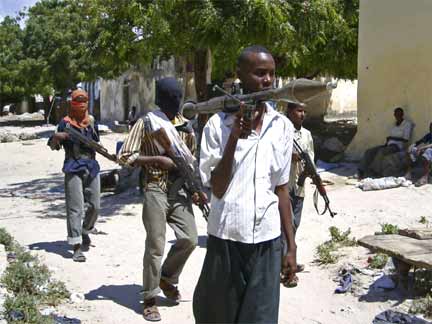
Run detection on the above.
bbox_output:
[65,89,90,128]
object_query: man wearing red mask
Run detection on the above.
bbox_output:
[48,89,100,262]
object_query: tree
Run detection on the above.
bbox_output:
[0,0,359,107]
[0,16,26,104]
[87,0,358,96]
[22,0,97,94]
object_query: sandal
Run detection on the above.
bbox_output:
[415,176,428,187]
[159,279,181,302]
[143,302,161,322]
[72,246,86,262]
[282,273,299,288]
[296,264,305,273]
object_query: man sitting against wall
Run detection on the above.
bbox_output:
[358,107,413,179]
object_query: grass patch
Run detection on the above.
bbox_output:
[410,294,432,319]
[315,226,357,265]
[419,216,429,225]
[0,227,70,323]
[376,223,399,235]
[0,227,15,251]
[368,253,389,269]
[3,293,52,324]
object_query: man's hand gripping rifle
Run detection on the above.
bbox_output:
[152,128,210,221]
[294,140,336,218]
[64,124,118,163]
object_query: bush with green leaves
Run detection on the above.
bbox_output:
[316,227,357,264]
[1,260,50,296]
[0,227,70,322]
[410,294,432,319]
[419,216,429,225]
[368,253,389,269]
[0,227,14,251]
[376,223,399,235]
[3,293,52,324]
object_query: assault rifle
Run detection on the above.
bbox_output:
[182,78,337,116]
[152,128,210,221]
[294,139,336,218]
[64,124,118,163]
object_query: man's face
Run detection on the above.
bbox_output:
[237,52,275,93]
[394,109,403,123]
[287,106,305,128]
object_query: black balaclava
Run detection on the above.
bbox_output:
[155,77,183,117]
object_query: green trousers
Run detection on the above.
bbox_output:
[142,183,198,300]
[64,171,100,245]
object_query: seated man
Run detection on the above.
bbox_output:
[406,122,432,186]
[358,107,412,178]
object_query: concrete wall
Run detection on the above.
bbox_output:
[326,80,357,119]
[347,0,432,159]
[100,57,178,123]
[280,78,357,120]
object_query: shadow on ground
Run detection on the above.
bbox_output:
[85,284,178,314]
[358,275,421,306]
[28,240,73,259]
[0,173,141,219]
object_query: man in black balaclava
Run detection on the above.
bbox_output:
[155,77,183,120]
[118,77,204,321]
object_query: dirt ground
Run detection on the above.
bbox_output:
[1,126,431,324]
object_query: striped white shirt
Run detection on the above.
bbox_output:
[199,103,294,244]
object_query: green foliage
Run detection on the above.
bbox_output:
[42,281,70,306]
[329,226,357,246]
[316,241,338,264]
[0,0,359,103]
[0,227,15,251]
[419,216,429,225]
[376,223,399,235]
[368,253,388,269]
[1,260,50,296]
[316,226,357,264]
[410,294,432,319]
[0,228,69,322]
[3,293,53,324]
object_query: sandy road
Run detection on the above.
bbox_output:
[1,131,431,323]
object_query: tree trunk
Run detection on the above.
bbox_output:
[193,48,212,151]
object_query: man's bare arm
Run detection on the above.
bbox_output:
[134,156,176,170]
[275,183,297,272]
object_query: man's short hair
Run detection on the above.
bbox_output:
[286,101,305,110]
[237,45,271,67]
[394,107,404,114]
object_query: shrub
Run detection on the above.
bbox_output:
[0,227,15,251]
[3,293,52,324]
[42,281,71,306]
[410,294,432,319]
[368,253,388,269]
[377,223,399,235]
[1,260,50,296]
[315,227,357,264]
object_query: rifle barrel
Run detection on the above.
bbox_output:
[182,79,337,116]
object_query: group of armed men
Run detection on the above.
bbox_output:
[48,44,431,323]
